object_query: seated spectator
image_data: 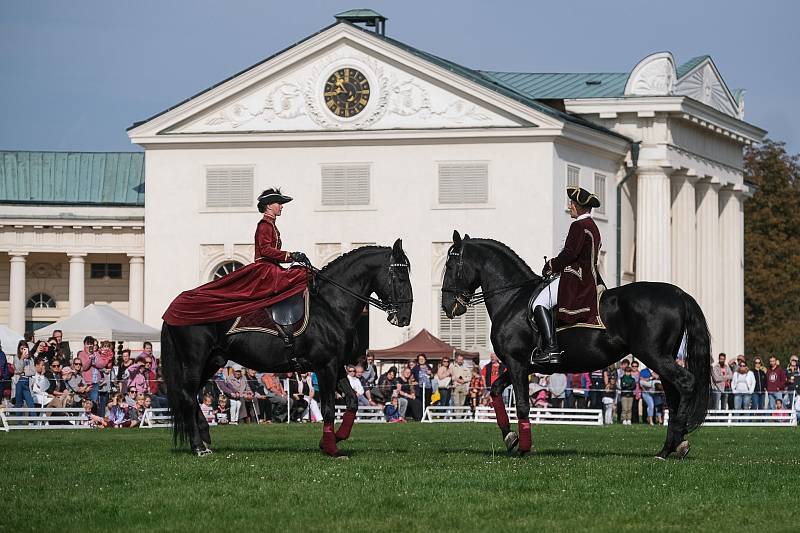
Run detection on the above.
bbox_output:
[384,395,405,422]
[362,354,378,389]
[124,385,138,408]
[134,393,148,421]
[215,395,231,425]
[372,366,399,403]
[125,357,150,396]
[299,372,321,422]
[45,359,70,408]
[260,372,288,423]
[150,367,169,409]
[105,393,137,428]
[346,365,369,407]
[200,392,216,424]
[288,373,310,422]
[214,368,242,424]
[398,367,422,421]
[63,363,90,407]
[354,365,376,405]
[226,366,254,423]
[435,357,452,407]
[82,399,107,428]
[468,366,485,414]
[245,368,270,423]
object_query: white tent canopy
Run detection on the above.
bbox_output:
[0,325,24,356]
[35,304,161,342]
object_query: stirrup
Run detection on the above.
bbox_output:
[530,346,563,365]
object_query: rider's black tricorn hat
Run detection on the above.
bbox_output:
[258,189,293,205]
[567,186,600,209]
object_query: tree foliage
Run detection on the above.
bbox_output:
[744,140,800,356]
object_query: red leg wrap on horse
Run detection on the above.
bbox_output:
[518,419,532,451]
[491,395,510,432]
[321,422,338,456]
[335,410,356,441]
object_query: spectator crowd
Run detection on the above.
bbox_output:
[1,331,798,427]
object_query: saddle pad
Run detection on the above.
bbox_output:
[227,289,310,337]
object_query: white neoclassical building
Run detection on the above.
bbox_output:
[2,11,765,357]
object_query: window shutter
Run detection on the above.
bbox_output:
[321,164,370,206]
[594,172,606,215]
[438,163,488,204]
[206,167,253,208]
[438,296,490,349]
[566,165,580,209]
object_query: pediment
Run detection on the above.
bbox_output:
[675,59,740,118]
[134,25,545,139]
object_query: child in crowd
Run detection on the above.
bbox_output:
[200,393,216,424]
[384,394,405,423]
[468,366,485,414]
[105,392,138,428]
[82,399,107,428]
[601,375,617,425]
[215,395,231,425]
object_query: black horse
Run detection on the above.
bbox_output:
[441,231,710,459]
[162,240,412,457]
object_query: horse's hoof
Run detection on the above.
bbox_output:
[654,455,667,461]
[195,448,213,457]
[676,441,690,460]
[504,432,520,452]
[514,449,532,458]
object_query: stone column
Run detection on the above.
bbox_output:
[719,188,745,357]
[695,179,721,353]
[128,254,145,322]
[8,252,28,334]
[635,168,672,282]
[68,253,86,316]
[670,173,697,295]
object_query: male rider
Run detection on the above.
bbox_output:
[531,187,602,365]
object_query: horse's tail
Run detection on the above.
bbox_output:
[682,292,711,433]
[161,322,188,446]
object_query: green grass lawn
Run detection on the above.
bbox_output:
[1,423,798,532]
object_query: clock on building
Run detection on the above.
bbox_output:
[323,67,370,118]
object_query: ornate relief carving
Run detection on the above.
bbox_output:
[624,52,676,96]
[675,62,737,117]
[177,43,516,133]
[27,262,63,279]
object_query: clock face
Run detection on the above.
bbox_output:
[323,68,370,118]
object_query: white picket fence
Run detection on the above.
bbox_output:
[334,405,385,423]
[664,409,796,427]
[139,408,173,429]
[424,406,604,426]
[0,407,90,431]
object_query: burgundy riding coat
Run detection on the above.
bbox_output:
[162,214,308,326]
[550,216,602,326]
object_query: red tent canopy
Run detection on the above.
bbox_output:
[368,329,479,361]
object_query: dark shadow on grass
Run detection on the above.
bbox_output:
[169,445,361,457]
[443,448,669,460]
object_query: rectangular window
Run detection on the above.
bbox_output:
[438,163,489,205]
[321,164,370,206]
[438,297,490,349]
[566,165,580,210]
[206,166,254,208]
[594,172,606,215]
[90,263,122,279]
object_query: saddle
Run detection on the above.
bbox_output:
[227,290,312,372]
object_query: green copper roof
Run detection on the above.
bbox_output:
[335,9,386,20]
[480,72,629,99]
[0,151,145,206]
[676,55,711,78]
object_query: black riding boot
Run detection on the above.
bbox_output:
[531,305,563,365]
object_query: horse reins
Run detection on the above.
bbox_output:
[441,248,540,308]
[299,261,412,315]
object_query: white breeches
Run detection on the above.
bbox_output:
[532,276,560,309]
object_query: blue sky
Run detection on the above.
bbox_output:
[1,0,797,153]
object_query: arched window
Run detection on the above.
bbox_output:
[26,293,56,309]
[213,261,244,280]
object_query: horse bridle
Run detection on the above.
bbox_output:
[441,247,539,308]
[303,261,412,316]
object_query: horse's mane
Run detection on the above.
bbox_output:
[320,245,410,274]
[469,238,539,279]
